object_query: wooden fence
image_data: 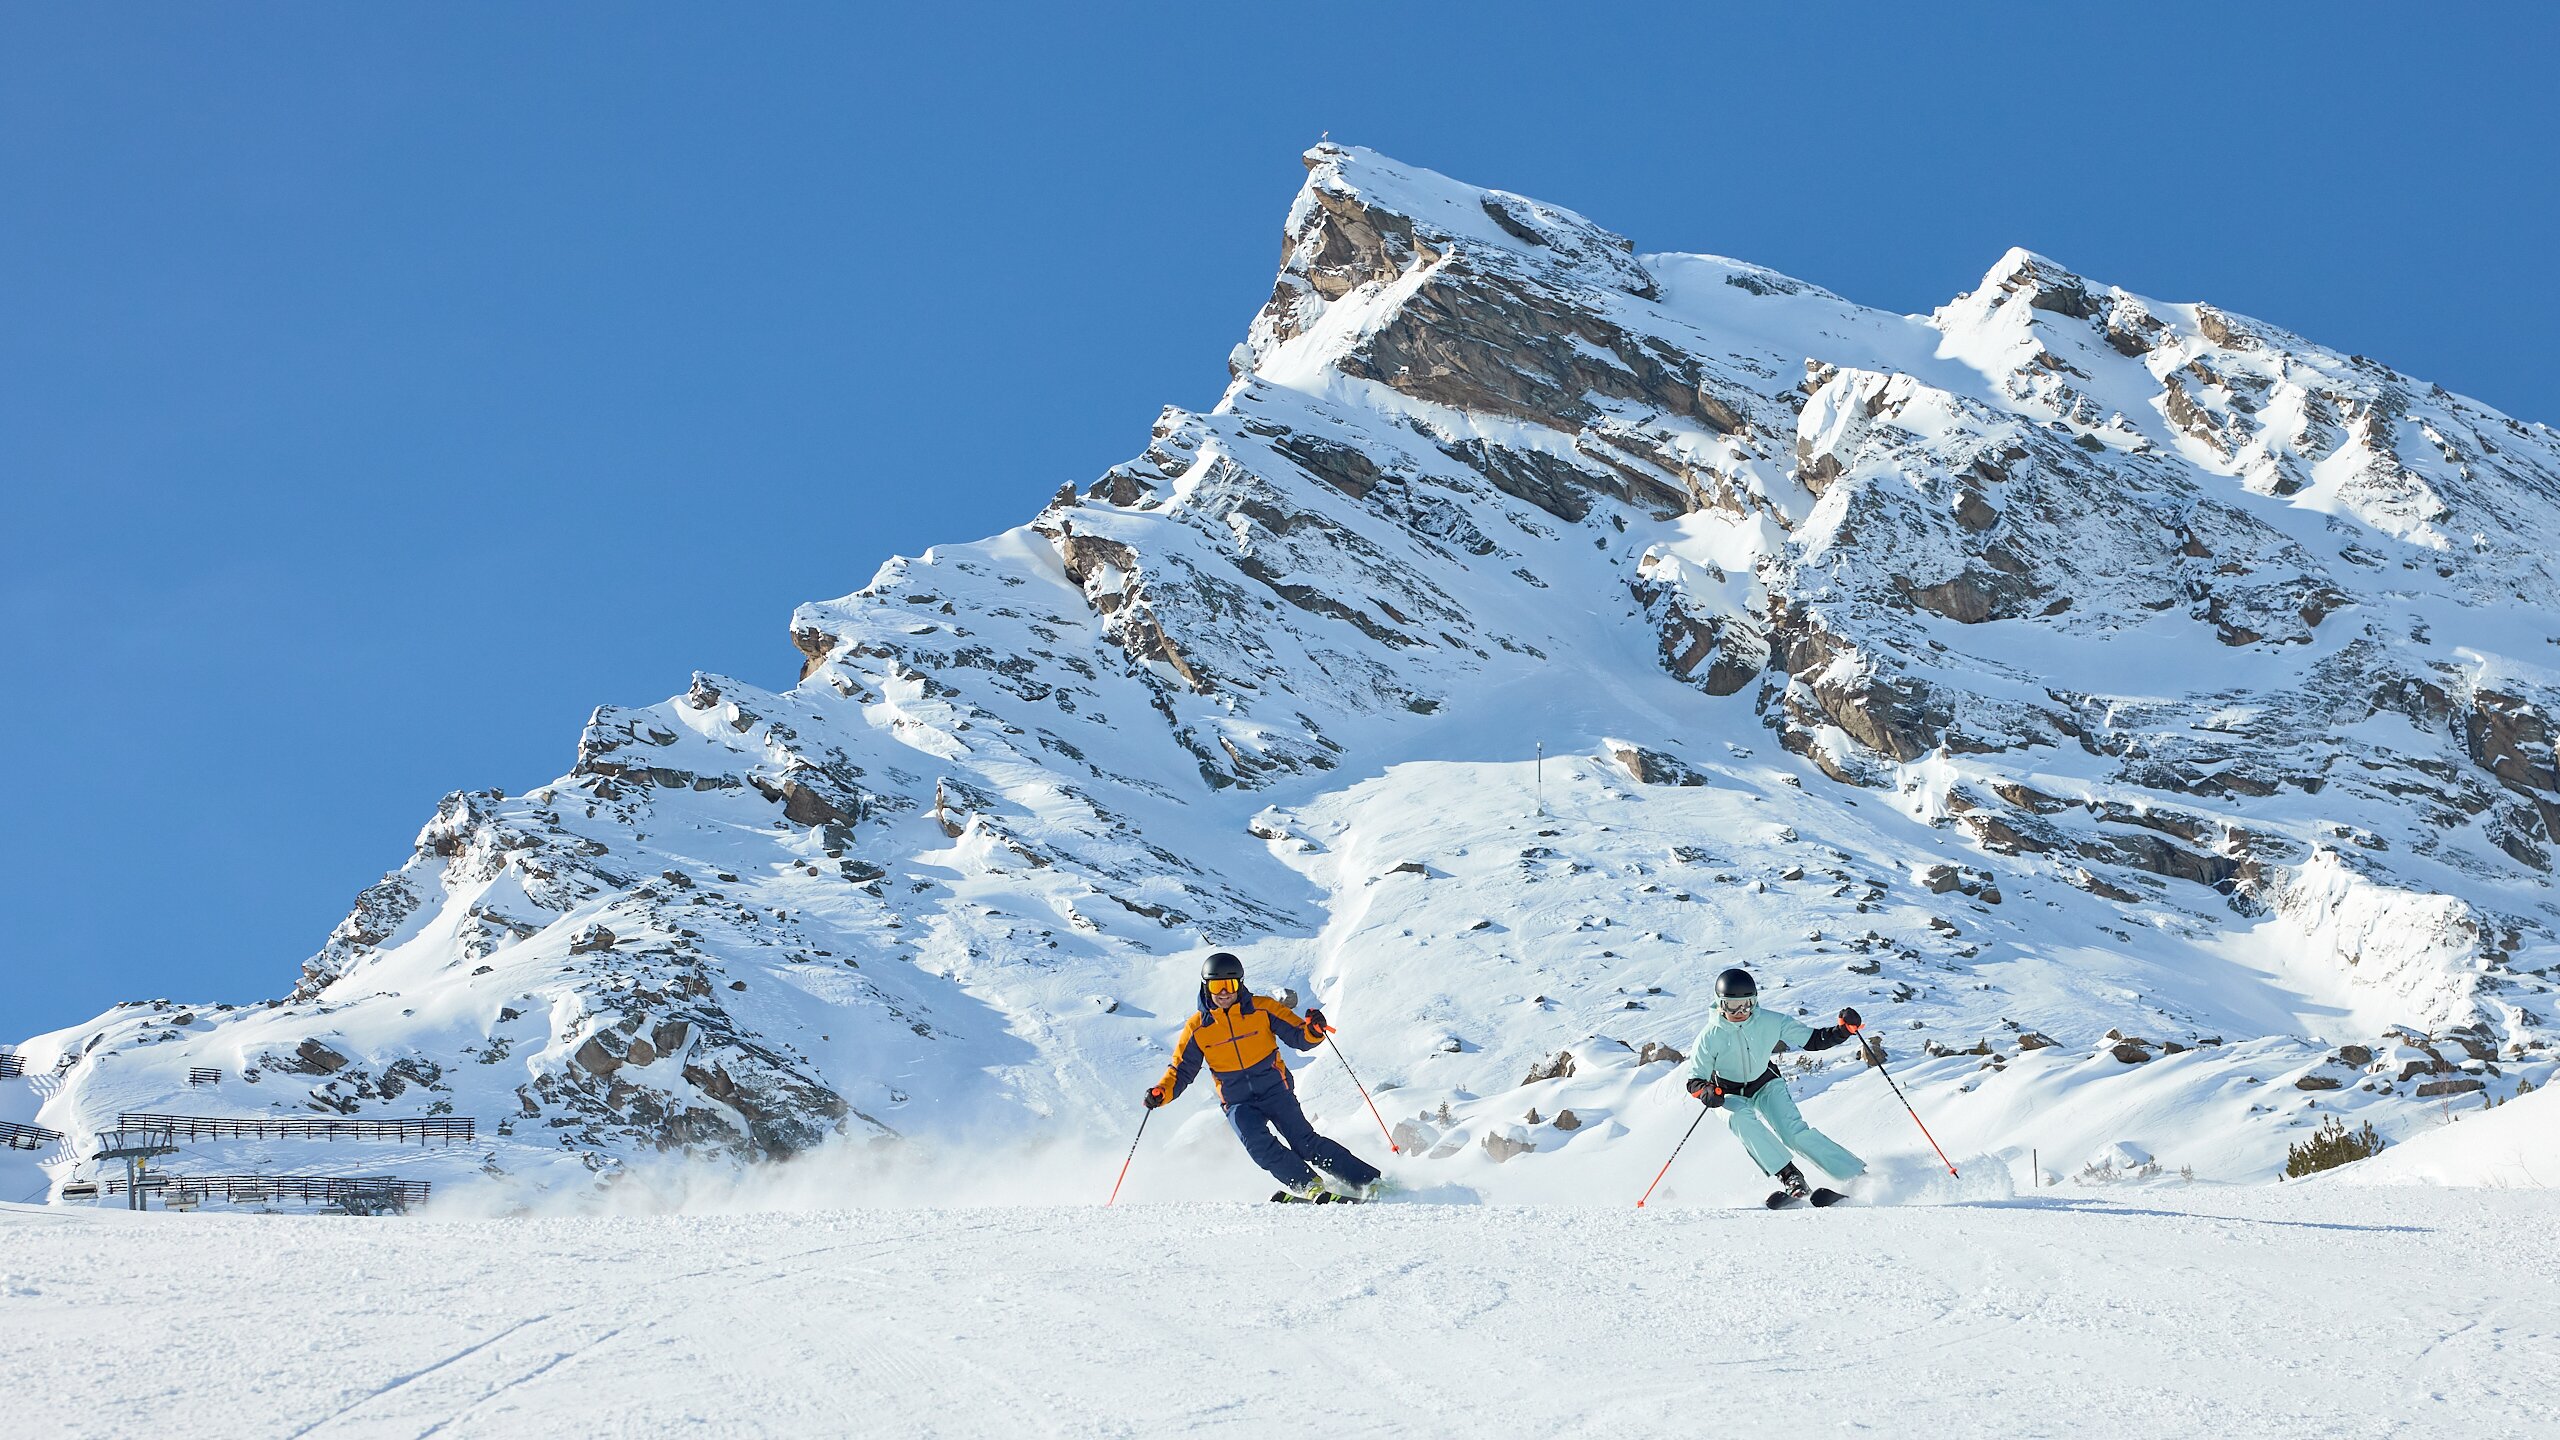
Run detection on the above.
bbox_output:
[0,1119,62,1150]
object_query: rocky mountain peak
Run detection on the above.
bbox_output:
[1968,245,2109,318]
[1248,145,1663,378]
[1291,144,1655,293]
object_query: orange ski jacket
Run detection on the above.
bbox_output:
[1158,988,1325,1106]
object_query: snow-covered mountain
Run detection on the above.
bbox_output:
[14,144,2559,1205]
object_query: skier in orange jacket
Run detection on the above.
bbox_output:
[1148,952,1382,1199]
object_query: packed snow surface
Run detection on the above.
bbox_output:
[4,1188,2555,1437]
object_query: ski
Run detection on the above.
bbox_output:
[1270,1189,1367,1204]
[1765,1190,1800,1209]
[1809,1188,1847,1207]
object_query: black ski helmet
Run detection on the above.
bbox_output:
[1202,952,1246,983]
[1714,967,1757,1001]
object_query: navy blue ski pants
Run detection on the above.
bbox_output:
[1226,1087,1380,1189]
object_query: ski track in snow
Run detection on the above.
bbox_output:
[5,1190,2556,1438]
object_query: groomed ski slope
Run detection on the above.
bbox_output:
[6,1188,2555,1437]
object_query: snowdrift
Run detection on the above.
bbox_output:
[2334,1086,2560,1188]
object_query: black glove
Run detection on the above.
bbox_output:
[1686,1076,1724,1109]
[1305,1008,1331,1037]
[1144,1085,1168,1110]
[1838,1007,1863,1034]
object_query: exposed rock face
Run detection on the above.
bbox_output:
[293,1040,350,1075]
[1632,547,1769,697]
[21,143,2560,1193]
[1608,742,1709,788]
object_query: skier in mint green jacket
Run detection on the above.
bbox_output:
[1685,966,1867,1202]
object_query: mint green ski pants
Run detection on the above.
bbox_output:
[1725,1082,1865,1181]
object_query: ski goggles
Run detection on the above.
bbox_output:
[1207,978,1242,999]
[1718,997,1757,1022]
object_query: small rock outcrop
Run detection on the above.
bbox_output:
[1607,741,1709,787]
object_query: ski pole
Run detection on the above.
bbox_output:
[1106,1108,1152,1206]
[1864,1036,1958,1176]
[1636,1106,1708,1208]
[1326,1036,1401,1152]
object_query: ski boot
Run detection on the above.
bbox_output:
[1765,1163,1813,1209]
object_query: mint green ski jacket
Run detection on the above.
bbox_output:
[1687,1009,1843,1087]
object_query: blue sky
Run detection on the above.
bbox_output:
[5,3,2554,1033]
